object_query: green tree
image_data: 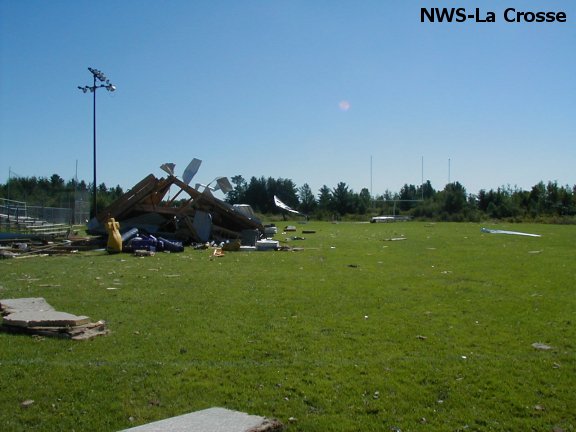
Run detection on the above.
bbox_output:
[244,176,268,213]
[50,174,65,191]
[298,183,316,214]
[317,185,332,211]
[226,175,247,204]
[442,182,467,216]
[419,180,435,200]
[332,182,353,216]
[399,183,418,211]
[355,188,371,215]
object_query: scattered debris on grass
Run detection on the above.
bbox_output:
[532,342,553,350]
[264,225,278,236]
[256,239,279,251]
[134,250,155,257]
[481,227,541,237]
[370,216,411,223]
[20,400,34,409]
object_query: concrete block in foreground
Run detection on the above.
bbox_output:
[120,407,284,432]
[3,311,90,328]
[0,297,55,314]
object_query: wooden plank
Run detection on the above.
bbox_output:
[96,174,158,221]
[131,204,181,216]
[211,224,241,239]
[146,177,174,206]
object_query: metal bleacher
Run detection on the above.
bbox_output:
[0,198,70,238]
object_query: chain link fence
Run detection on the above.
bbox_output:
[1,196,90,229]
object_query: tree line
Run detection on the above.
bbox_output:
[2,173,576,222]
[0,174,123,211]
[224,175,576,222]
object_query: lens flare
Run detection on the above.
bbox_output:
[339,100,351,111]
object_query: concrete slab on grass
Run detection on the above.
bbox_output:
[119,407,284,432]
[0,297,55,314]
[1,297,107,340]
[3,311,90,328]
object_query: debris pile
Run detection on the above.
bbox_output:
[0,297,108,340]
[88,174,264,244]
[0,238,96,258]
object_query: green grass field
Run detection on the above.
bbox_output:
[1,222,574,431]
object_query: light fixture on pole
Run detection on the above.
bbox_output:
[78,67,116,219]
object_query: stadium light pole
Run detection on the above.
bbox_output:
[78,67,116,219]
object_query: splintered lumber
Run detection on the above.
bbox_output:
[169,177,262,231]
[95,174,159,222]
[144,176,174,206]
[130,204,180,216]
[212,224,242,239]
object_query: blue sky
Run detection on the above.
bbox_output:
[1,1,574,198]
